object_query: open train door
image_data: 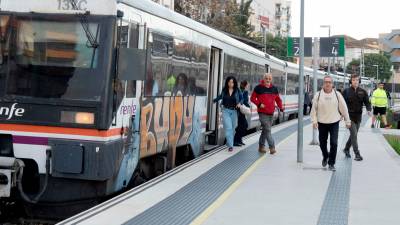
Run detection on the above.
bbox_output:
[205,47,223,148]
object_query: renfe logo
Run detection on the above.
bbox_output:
[0,103,25,120]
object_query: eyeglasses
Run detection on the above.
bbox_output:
[324,81,332,84]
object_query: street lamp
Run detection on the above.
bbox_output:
[320,25,331,74]
[373,64,379,81]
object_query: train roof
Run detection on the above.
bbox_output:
[118,0,271,60]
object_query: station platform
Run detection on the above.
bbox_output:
[58,116,400,225]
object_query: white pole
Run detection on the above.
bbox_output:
[310,37,319,145]
[297,0,305,163]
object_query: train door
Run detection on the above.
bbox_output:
[206,47,222,146]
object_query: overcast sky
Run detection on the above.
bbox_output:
[290,0,399,40]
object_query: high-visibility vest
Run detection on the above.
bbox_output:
[371,89,388,107]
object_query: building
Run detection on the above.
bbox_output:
[248,0,291,37]
[152,0,175,10]
[380,30,400,83]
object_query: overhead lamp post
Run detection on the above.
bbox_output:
[373,64,379,81]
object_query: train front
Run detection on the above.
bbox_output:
[0,0,122,218]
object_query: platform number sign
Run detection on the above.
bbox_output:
[287,37,312,57]
[319,37,345,57]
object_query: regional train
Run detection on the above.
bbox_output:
[0,0,372,219]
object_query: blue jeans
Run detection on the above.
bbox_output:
[222,108,238,148]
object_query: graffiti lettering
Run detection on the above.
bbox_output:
[140,102,156,158]
[140,96,195,167]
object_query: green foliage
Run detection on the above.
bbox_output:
[175,0,255,40]
[346,53,392,81]
[263,33,290,61]
[384,135,400,155]
[234,0,253,38]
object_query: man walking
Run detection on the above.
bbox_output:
[342,75,372,161]
[371,82,391,128]
[251,73,284,154]
[310,76,351,171]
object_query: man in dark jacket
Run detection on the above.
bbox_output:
[251,73,284,154]
[342,74,372,161]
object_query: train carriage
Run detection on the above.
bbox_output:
[0,0,371,219]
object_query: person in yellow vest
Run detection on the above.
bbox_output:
[371,82,391,128]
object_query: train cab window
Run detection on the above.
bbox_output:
[118,21,139,98]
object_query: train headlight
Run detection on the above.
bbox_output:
[61,111,95,125]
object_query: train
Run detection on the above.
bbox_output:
[0,0,372,220]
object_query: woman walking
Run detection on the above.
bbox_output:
[214,76,243,152]
[234,80,250,146]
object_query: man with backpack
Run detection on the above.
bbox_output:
[342,75,372,161]
[310,76,351,171]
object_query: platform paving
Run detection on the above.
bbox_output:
[200,117,400,225]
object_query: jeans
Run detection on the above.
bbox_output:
[234,111,248,144]
[259,113,274,149]
[318,121,339,166]
[222,108,238,148]
[344,120,361,154]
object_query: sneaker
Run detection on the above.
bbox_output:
[343,149,351,158]
[371,124,375,128]
[269,148,277,155]
[354,154,363,161]
[328,165,336,171]
[258,145,267,154]
[228,147,233,152]
[240,141,246,146]
[322,158,328,167]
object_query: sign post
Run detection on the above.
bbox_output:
[297,0,305,163]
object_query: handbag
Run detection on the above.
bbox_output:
[239,104,251,115]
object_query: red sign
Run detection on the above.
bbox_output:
[259,15,269,28]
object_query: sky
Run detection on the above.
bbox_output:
[290,0,400,40]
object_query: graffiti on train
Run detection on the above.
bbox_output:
[140,96,195,158]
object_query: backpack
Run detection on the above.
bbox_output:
[316,89,341,116]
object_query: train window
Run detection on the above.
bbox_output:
[190,44,208,96]
[271,68,285,93]
[145,32,173,97]
[287,73,299,95]
[171,38,191,96]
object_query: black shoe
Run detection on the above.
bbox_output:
[240,141,246,146]
[322,158,328,167]
[354,154,363,161]
[234,143,241,147]
[343,149,351,158]
[371,124,375,128]
[328,165,336,171]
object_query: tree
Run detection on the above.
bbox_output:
[175,0,254,40]
[233,0,253,38]
[346,53,392,81]
[262,33,291,61]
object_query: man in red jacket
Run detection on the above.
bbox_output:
[251,73,284,154]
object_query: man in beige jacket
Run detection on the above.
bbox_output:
[310,76,351,171]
